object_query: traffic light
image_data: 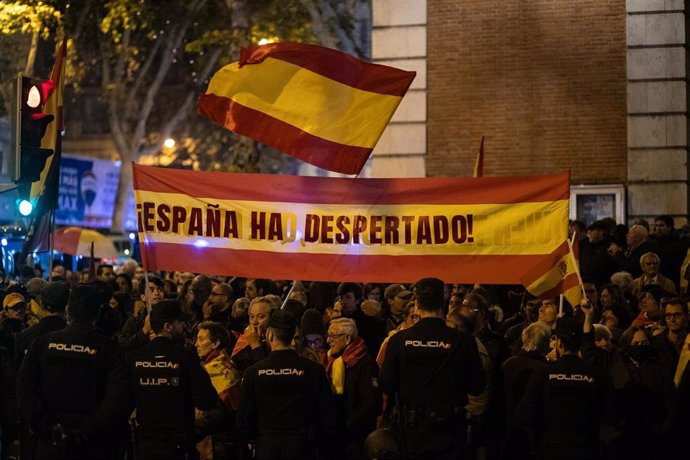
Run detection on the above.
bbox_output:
[15,76,55,185]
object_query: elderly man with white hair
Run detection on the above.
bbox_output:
[630,251,677,298]
[609,224,655,278]
[325,317,381,460]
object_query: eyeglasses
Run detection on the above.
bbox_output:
[665,312,684,320]
[326,333,348,341]
[210,292,225,297]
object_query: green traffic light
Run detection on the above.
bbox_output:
[18,199,33,216]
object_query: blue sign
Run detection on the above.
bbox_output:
[56,155,121,228]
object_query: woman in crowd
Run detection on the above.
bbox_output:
[195,321,241,460]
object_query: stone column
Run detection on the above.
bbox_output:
[627,0,687,223]
[369,0,427,177]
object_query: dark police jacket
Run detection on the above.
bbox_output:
[237,349,336,439]
[17,321,129,439]
[516,353,608,451]
[379,317,485,414]
[15,314,67,366]
[127,336,218,437]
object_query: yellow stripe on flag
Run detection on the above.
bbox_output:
[206,59,403,148]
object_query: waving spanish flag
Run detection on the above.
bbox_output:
[198,42,416,175]
[521,237,583,308]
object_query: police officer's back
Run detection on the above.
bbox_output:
[516,317,609,460]
[127,300,218,460]
[17,284,129,460]
[379,278,485,460]
[237,310,337,460]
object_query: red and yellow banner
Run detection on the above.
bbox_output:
[133,164,570,283]
[197,42,416,175]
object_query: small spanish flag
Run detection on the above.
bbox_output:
[198,42,416,175]
[521,238,583,309]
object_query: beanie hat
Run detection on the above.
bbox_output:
[301,308,327,336]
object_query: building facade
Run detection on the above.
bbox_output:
[371,0,688,225]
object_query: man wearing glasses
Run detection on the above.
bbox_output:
[325,317,381,459]
[654,297,688,373]
[205,283,234,324]
[630,252,677,298]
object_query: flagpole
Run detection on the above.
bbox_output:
[280,280,297,310]
[143,269,152,313]
[48,209,55,281]
[567,231,587,301]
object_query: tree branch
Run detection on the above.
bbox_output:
[159,46,222,142]
[114,28,131,86]
[124,35,163,117]
[130,0,207,154]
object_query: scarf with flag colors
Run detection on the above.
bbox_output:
[133,164,570,283]
[197,42,416,175]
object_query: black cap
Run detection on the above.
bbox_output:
[554,317,583,342]
[588,220,607,231]
[150,300,185,324]
[301,308,326,336]
[266,309,296,330]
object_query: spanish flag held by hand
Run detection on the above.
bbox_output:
[521,238,583,309]
[198,42,416,175]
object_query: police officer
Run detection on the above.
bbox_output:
[380,277,485,460]
[128,300,219,460]
[516,317,609,460]
[237,309,337,460]
[17,284,129,460]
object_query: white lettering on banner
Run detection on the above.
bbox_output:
[548,373,595,383]
[257,368,305,376]
[48,343,98,355]
[404,340,453,349]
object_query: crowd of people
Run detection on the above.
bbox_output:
[0,213,689,460]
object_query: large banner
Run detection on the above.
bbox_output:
[133,164,570,283]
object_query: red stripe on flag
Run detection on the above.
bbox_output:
[240,42,416,97]
[140,242,553,284]
[198,94,371,175]
[133,163,570,205]
[538,273,581,300]
[520,240,570,286]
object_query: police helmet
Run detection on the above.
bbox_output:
[363,428,400,460]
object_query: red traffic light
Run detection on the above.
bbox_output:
[16,76,55,184]
[24,79,54,109]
